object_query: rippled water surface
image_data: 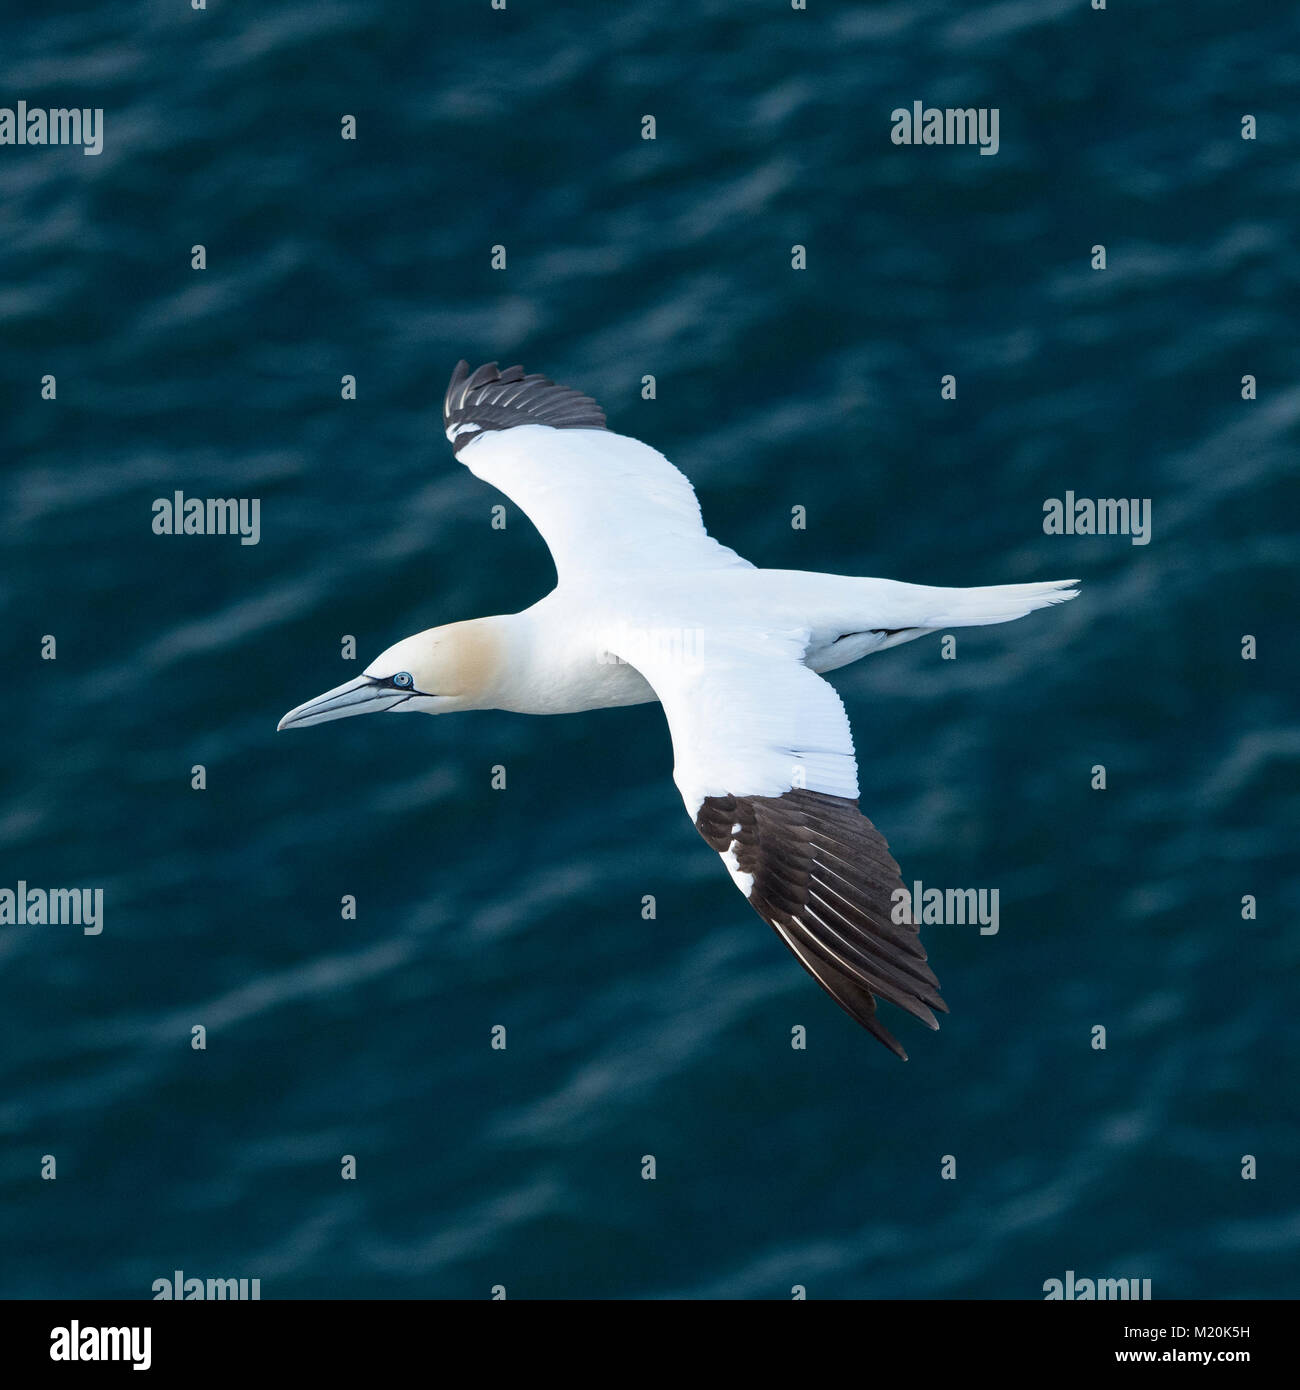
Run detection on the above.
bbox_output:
[1,0,1296,1298]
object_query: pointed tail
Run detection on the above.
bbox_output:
[916,578,1080,628]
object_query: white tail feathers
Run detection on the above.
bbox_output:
[921,578,1080,628]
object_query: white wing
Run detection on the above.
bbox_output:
[443,361,750,582]
[610,625,946,1059]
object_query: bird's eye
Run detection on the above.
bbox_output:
[392,671,413,689]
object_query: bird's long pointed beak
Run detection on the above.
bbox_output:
[277,676,405,731]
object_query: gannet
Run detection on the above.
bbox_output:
[279,361,1078,1058]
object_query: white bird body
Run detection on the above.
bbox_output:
[475,566,1074,715]
[280,361,1078,1057]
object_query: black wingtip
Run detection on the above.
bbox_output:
[695,788,946,1060]
[442,359,607,454]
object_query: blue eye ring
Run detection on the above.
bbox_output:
[392,671,413,689]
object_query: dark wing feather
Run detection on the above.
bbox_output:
[443,360,606,454]
[696,789,946,1059]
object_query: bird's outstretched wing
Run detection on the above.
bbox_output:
[610,626,947,1058]
[443,361,750,582]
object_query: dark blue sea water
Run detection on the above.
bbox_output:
[2,0,1297,1300]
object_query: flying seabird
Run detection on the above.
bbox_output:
[279,361,1078,1057]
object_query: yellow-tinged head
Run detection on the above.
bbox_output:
[277,618,507,731]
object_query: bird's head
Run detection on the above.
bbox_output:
[277,618,505,731]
